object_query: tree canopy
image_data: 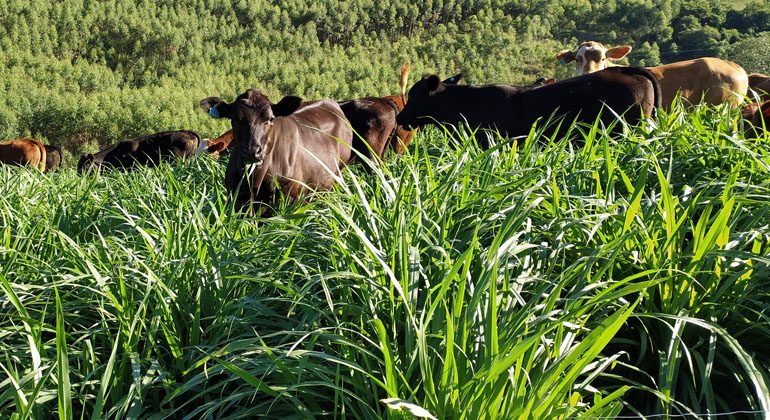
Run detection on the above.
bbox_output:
[0,0,767,156]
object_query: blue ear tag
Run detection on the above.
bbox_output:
[208,104,220,118]
[448,77,455,82]
[559,57,566,65]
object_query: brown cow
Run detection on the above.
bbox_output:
[748,73,770,101]
[395,67,661,148]
[556,41,748,108]
[0,138,46,171]
[202,99,396,166]
[742,100,770,137]
[200,90,353,213]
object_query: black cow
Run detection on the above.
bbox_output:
[200,89,353,213]
[395,67,661,148]
[44,145,63,172]
[77,130,200,172]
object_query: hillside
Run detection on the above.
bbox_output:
[0,0,768,157]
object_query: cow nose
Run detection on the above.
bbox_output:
[250,144,263,160]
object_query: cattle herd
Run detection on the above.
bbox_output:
[2,44,770,215]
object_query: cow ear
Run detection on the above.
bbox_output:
[443,73,463,84]
[557,50,576,65]
[606,45,632,60]
[425,75,441,93]
[200,97,231,119]
[208,141,228,154]
[272,96,302,117]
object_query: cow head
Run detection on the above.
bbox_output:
[200,89,302,166]
[743,100,770,135]
[77,153,96,173]
[556,41,632,75]
[396,75,446,130]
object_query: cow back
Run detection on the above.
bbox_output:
[0,139,46,170]
[86,130,200,170]
[648,58,748,107]
[518,67,659,130]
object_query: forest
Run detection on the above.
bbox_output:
[0,0,768,159]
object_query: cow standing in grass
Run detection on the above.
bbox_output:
[200,89,352,214]
[0,138,47,171]
[556,41,748,108]
[395,67,661,148]
[77,130,200,172]
[381,65,464,154]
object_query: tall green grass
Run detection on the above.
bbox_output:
[1,105,769,418]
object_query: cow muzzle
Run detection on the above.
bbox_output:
[396,114,415,130]
[241,144,265,165]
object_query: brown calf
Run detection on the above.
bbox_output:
[201,90,353,213]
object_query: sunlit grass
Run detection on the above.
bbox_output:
[1,105,770,418]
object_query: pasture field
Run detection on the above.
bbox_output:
[2,106,770,418]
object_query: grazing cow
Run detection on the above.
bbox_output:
[381,65,465,153]
[200,89,352,213]
[748,73,770,101]
[0,138,46,171]
[556,41,748,108]
[742,100,770,137]
[78,130,200,172]
[44,145,63,172]
[395,67,661,148]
